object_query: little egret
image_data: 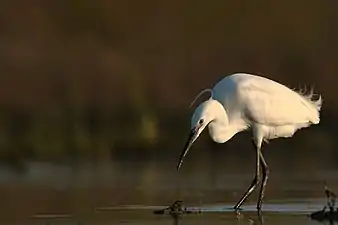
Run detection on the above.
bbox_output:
[176,73,322,211]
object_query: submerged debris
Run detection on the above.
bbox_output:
[325,185,337,211]
[153,200,201,215]
[310,185,338,223]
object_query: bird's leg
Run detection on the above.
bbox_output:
[257,151,269,211]
[234,141,261,210]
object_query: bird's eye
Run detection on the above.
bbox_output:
[199,119,204,124]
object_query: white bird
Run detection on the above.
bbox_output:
[176,73,322,211]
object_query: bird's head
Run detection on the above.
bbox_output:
[176,99,225,170]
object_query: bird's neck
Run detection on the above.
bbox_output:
[208,113,248,144]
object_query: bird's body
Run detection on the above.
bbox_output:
[210,73,321,143]
[177,73,322,211]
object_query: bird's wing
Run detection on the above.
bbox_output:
[237,79,321,126]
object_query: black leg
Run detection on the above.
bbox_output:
[257,151,269,210]
[234,141,261,210]
[234,175,260,210]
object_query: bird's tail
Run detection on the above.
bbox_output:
[297,86,322,124]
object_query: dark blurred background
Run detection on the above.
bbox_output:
[1,0,338,222]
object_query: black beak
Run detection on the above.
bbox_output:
[177,128,197,170]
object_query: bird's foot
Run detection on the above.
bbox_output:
[234,205,242,211]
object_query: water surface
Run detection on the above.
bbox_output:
[0,161,336,225]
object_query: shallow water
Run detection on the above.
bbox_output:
[0,161,337,224]
[30,202,327,225]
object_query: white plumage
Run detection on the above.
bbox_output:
[177,73,322,211]
[211,73,322,142]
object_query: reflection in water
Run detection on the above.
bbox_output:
[171,214,182,225]
[253,211,264,225]
[236,210,264,225]
[168,209,266,225]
